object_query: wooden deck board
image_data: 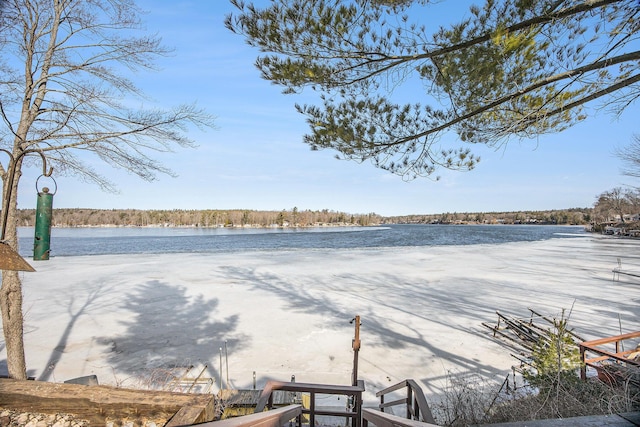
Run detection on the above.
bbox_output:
[0,378,215,425]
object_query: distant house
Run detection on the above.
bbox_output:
[614,213,640,222]
[604,226,623,235]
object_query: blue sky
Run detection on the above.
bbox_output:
[17,1,640,217]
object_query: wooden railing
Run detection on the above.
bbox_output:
[579,331,640,381]
[362,408,439,427]
[196,404,302,427]
[194,379,440,426]
[373,379,436,425]
[254,380,365,427]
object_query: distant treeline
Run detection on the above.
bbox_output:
[17,208,382,228]
[381,208,592,225]
[17,207,592,228]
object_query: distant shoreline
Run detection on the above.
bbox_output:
[17,207,592,228]
[17,222,588,229]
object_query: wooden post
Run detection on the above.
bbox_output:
[580,345,587,380]
[309,391,316,427]
[352,315,361,386]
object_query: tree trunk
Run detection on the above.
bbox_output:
[0,271,27,379]
[0,162,28,380]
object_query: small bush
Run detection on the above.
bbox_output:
[522,312,581,384]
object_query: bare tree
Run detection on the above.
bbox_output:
[616,134,640,180]
[594,187,637,223]
[0,0,214,379]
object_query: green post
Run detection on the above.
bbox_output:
[33,187,53,260]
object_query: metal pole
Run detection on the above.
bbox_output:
[225,340,229,390]
[219,347,223,391]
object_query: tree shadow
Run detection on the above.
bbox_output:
[216,261,640,396]
[217,266,509,392]
[0,342,37,379]
[38,286,107,382]
[96,280,244,386]
[0,344,5,376]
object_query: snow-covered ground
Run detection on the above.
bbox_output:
[5,235,639,405]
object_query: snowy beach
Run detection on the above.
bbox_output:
[5,233,640,404]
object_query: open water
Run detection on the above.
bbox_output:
[17,224,587,257]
